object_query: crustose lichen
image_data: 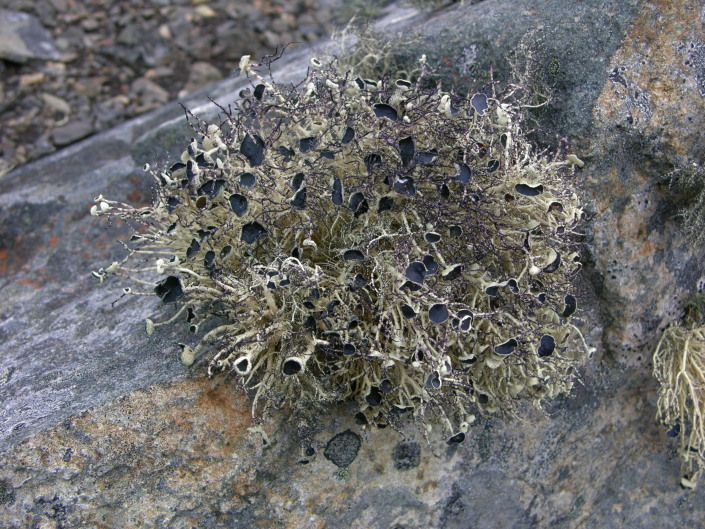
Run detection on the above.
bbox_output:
[92,54,585,442]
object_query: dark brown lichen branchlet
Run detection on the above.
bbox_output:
[92,54,586,443]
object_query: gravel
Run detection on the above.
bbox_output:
[0,0,347,177]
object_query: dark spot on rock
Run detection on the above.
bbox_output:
[324,430,362,468]
[253,83,265,100]
[392,442,421,470]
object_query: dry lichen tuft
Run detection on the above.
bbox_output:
[92,54,585,441]
[653,294,705,488]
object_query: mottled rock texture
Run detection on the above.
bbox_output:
[1,1,704,527]
[0,9,59,63]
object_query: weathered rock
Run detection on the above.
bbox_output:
[0,1,704,528]
[0,9,59,63]
[50,119,93,146]
[178,61,223,97]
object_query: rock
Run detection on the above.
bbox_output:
[0,9,60,63]
[92,95,129,129]
[0,1,704,528]
[72,76,107,98]
[194,4,217,18]
[50,119,94,146]
[40,92,71,117]
[178,61,223,97]
[131,77,170,112]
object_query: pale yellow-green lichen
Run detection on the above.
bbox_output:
[92,55,585,442]
[653,293,705,488]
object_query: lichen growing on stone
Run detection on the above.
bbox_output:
[92,53,584,441]
[653,293,705,488]
[669,162,705,245]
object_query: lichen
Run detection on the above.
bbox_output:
[92,53,585,442]
[668,162,705,246]
[653,293,705,488]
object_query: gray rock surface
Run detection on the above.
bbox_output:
[1,1,704,527]
[0,9,59,62]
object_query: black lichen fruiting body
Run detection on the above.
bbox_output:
[154,276,184,303]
